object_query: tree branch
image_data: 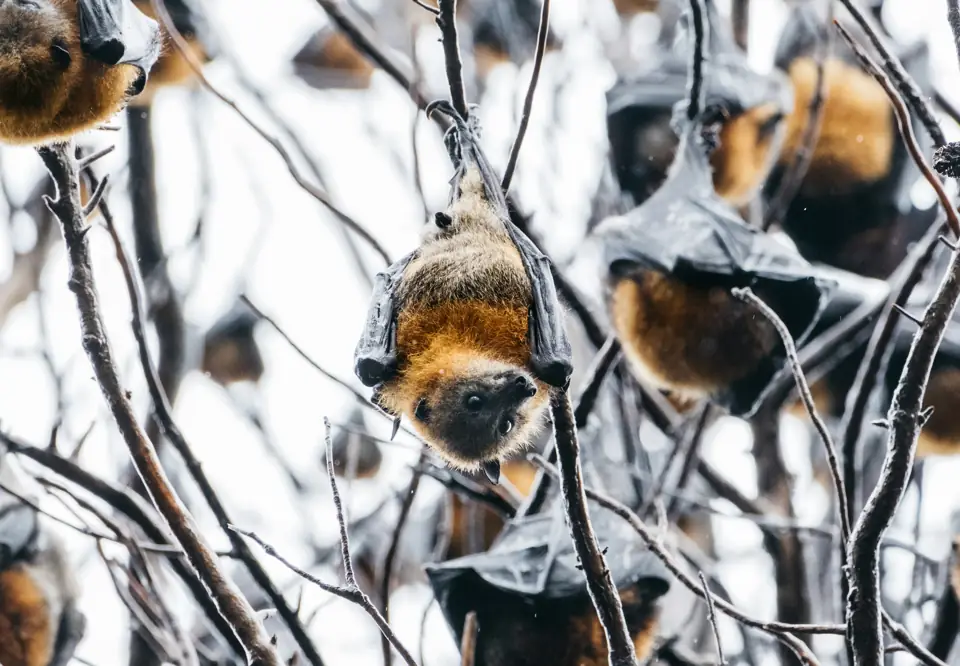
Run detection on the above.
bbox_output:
[35,142,281,666]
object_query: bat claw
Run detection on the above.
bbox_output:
[390,417,401,441]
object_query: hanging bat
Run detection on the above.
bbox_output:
[131,0,214,99]
[595,120,833,417]
[765,1,936,278]
[0,460,84,666]
[321,408,383,480]
[354,101,572,483]
[606,1,792,209]
[466,0,560,79]
[0,0,160,145]
[292,25,374,91]
[202,299,265,386]
[426,507,670,666]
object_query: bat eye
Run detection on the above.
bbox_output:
[498,419,514,436]
[414,398,431,422]
[50,40,71,69]
[465,394,484,412]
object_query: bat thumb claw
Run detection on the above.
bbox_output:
[390,417,401,441]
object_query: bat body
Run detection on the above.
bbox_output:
[202,300,264,386]
[0,0,159,145]
[427,510,670,666]
[766,2,935,278]
[466,0,559,79]
[132,0,212,100]
[293,26,373,91]
[606,3,791,209]
[597,125,832,417]
[354,103,572,477]
[0,460,84,666]
[323,409,383,480]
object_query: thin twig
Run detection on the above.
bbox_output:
[435,0,469,119]
[459,611,478,666]
[232,418,419,666]
[549,390,637,666]
[686,0,707,123]
[94,190,327,666]
[501,0,551,193]
[381,448,428,666]
[763,1,832,231]
[0,432,245,659]
[834,21,959,237]
[731,288,850,541]
[699,572,726,665]
[838,0,946,148]
[151,0,391,266]
[35,143,281,666]
[531,455,830,664]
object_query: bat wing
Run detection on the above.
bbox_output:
[49,603,87,666]
[0,503,39,567]
[78,0,161,94]
[354,253,416,387]
[434,101,573,388]
[425,507,670,645]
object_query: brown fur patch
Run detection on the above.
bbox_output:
[0,567,53,666]
[610,272,778,398]
[613,0,659,15]
[0,0,139,144]
[711,102,782,206]
[379,300,548,468]
[780,57,894,197]
[917,368,960,458]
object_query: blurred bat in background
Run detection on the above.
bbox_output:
[131,0,214,102]
[605,1,792,210]
[596,113,833,417]
[464,0,559,79]
[354,102,572,483]
[426,507,670,666]
[0,0,160,144]
[202,298,266,387]
[292,25,374,91]
[765,0,937,279]
[0,453,84,666]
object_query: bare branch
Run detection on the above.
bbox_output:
[35,142,281,666]
[501,0,551,193]
[698,572,725,665]
[151,0,392,266]
[435,0,469,119]
[549,390,637,666]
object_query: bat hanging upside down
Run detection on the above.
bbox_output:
[0,0,160,145]
[354,101,572,483]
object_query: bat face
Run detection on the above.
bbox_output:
[710,102,786,206]
[0,0,141,144]
[609,270,779,401]
[779,56,894,198]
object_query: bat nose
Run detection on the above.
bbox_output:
[501,371,537,400]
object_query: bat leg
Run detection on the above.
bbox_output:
[49,602,86,666]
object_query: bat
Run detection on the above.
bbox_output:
[202,299,265,386]
[426,507,670,666]
[353,101,572,482]
[0,459,84,666]
[466,0,559,79]
[766,1,936,278]
[595,121,833,417]
[293,25,374,91]
[0,0,160,145]
[131,0,213,99]
[606,1,792,208]
[322,408,383,480]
